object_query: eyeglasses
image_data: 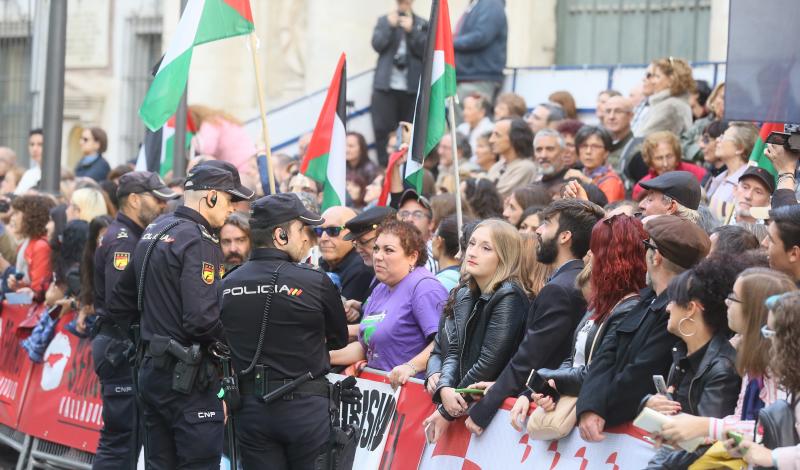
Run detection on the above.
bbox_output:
[725,294,742,304]
[760,324,776,339]
[398,210,430,221]
[353,235,377,249]
[642,239,658,252]
[313,226,345,238]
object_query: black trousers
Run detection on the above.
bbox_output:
[371,89,416,166]
[138,358,223,469]
[235,395,330,470]
[91,333,140,470]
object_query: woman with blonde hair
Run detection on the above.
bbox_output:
[66,187,109,223]
[423,219,530,442]
[518,232,555,297]
[658,268,797,446]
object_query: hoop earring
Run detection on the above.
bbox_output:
[408,265,414,273]
[678,317,696,337]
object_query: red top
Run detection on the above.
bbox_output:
[590,167,626,203]
[19,236,52,300]
[633,161,707,201]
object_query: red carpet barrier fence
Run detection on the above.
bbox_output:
[1,303,657,467]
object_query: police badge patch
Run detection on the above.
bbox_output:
[202,262,215,285]
[113,252,130,271]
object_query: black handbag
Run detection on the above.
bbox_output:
[754,397,799,470]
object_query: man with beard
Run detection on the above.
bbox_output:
[220,212,251,272]
[534,128,568,197]
[465,199,604,435]
[91,171,178,468]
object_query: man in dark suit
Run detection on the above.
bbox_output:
[465,199,604,433]
[576,215,710,441]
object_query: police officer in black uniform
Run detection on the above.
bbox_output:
[108,161,254,469]
[92,171,177,469]
[220,193,348,469]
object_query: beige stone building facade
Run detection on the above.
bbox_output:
[1,0,730,167]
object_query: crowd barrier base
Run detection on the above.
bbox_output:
[23,437,93,470]
[0,423,30,470]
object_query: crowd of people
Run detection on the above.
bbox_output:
[0,0,799,468]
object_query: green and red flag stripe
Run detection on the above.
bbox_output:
[139,0,254,131]
[749,122,782,178]
[404,0,457,191]
[300,53,347,210]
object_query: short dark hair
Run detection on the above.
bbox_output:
[29,128,43,137]
[575,125,613,152]
[376,219,428,267]
[251,221,293,249]
[507,118,534,158]
[467,92,491,116]
[667,254,749,336]
[539,199,605,259]
[538,103,566,123]
[436,215,462,259]
[454,132,471,161]
[711,225,760,254]
[11,194,56,239]
[769,205,800,252]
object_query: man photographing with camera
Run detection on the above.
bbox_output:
[370,0,427,166]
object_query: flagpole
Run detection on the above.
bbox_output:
[248,31,276,194]
[448,96,463,236]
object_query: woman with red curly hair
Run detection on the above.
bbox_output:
[510,214,648,429]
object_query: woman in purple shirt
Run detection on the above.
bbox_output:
[330,220,447,387]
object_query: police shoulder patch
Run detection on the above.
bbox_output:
[202,262,215,285]
[113,252,130,271]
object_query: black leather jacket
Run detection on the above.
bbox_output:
[434,281,529,401]
[538,295,639,396]
[641,333,742,469]
[425,313,454,385]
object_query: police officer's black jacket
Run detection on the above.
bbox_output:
[220,248,349,380]
[108,206,225,345]
[94,212,143,317]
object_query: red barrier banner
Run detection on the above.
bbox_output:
[17,311,102,453]
[0,303,37,428]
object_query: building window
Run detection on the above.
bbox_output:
[0,20,32,161]
[119,16,162,165]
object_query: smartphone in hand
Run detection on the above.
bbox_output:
[525,370,560,403]
[653,375,671,399]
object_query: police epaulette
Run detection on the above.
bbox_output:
[197,223,220,244]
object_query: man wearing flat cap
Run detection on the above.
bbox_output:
[91,171,178,468]
[341,206,396,322]
[578,215,711,442]
[638,170,702,223]
[109,161,254,469]
[220,193,348,468]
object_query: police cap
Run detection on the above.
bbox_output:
[184,160,255,202]
[249,193,325,229]
[117,171,179,201]
[343,206,396,241]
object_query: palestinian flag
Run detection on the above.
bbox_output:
[139,0,254,131]
[404,0,456,192]
[135,112,198,177]
[300,53,347,210]
[749,122,781,178]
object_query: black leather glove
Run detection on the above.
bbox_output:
[338,376,362,405]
